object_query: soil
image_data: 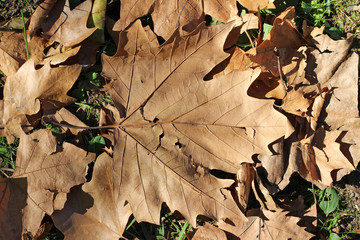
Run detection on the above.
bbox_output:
[0,0,42,22]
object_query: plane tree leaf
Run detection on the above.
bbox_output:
[12,129,95,236]
[101,19,291,231]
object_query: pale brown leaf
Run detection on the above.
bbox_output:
[12,129,95,236]
[52,153,132,240]
[238,0,275,12]
[101,21,291,230]
[41,0,96,47]
[219,208,315,239]
[3,58,81,139]
[192,223,227,240]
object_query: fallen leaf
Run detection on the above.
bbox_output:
[204,0,238,22]
[3,58,81,139]
[317,53,359,129]
[41,0,96,47]
[52,153,132,240]
[102,20,291,231]
[12,129,95,236]
[308,34,353,84]
[0,33,49,76]
[151,0,204,39]
[219,208,315,239]
[247,7,308,76]
[0,178,27,240]
[28,0,58,39]
[192,222,227,240]
[238,0,275,12]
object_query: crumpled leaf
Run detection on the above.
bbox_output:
[41,0,96,47]
[12,129,95,236]
[247,7,308,76]
[52,153,132,240]
[3,58,81,139]
[102,20,291,231]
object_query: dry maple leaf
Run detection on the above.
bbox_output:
[101,20,291,232]
[11,129,95,236]
[41,0,96,47]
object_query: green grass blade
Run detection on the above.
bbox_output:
[20,5,29,59]
[177,221,189,240]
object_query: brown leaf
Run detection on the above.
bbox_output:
[0,32,26,76]
[0,33,49,76]
[52,153,132,240]
[151,0,204,40]
[12,129,95,236]
[115,0,240,40]
[3,58,81,139]
[236,163,255,210]
[28,0,58,39]
[192,223,227,240]
[41,0,96,47]
[238,0,275,12]
[219,208,315,239]
[204,0,238,23]
[285,128,355,188]
[0,178,27,240]
[102,20,291,230]
[113,0,153,31]
[247,7,308,76]
[308,34,353,84]
[317,53,359,129]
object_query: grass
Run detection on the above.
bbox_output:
[314,187,360,239]
[0,137,18,178]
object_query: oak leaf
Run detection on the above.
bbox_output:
[101,20,291,231]
[12,129,95,236]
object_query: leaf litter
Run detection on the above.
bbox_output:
[0,0,359,239]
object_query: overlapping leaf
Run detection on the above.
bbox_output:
[101,19,291,230]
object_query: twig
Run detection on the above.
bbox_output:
[245,30,255,48]
[274,47,287,95]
